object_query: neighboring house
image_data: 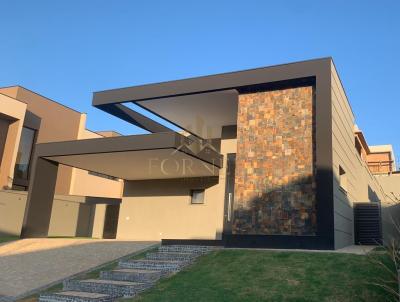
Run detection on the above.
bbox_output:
[355,127,397,174]
[0,86,123,238]
[7,58,400,249]
[367,145,396,174]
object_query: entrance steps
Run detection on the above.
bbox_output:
[39,245,217,302]
[145,251,198,262]
[118,259,186,273]
[158,244,219,254]
[100,268,162,283]
[39,291,115,302]
[63,279,150,297]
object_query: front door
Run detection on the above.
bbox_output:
[223,153,236,234]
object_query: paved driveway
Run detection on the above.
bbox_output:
[0,239,157,300]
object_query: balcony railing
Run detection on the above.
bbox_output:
[367,160,394,174]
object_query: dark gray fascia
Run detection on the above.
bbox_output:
[99,103,172,133]
[92,57,332,105]
[34,132,223,169]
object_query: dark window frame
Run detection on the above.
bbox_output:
[12,126,37,190]
[191,189,205,204]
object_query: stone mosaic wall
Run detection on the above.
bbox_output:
[233,86,316,235]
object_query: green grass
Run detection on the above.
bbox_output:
[131,249,396,302]
[0,236,19,244]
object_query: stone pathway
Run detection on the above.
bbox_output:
[39,245,218,302]
[0,239,156,301]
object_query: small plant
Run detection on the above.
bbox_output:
[367,236,399,300]
[367,193,400,301]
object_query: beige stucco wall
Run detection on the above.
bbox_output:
[375,174,400,244]
[0,93,26,190]
[69,121,123,198]
[70,170,123,198]
[0,86,82,194]
[375,174,400,201]
[331,63,387,248]
[91,204,107,238]
[0,190,108,237]
[96,131,121,137]
[116,138,236,240]
[0,87,82,143]
[0,87,123,198]
[47,195,94,237]
[0,190,27,236]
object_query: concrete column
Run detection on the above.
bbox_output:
[20,157,59,238]
[91,204,107,238]
[0,119,23,189]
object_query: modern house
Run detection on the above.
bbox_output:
[4,58,399,249]
[0,87,123,238]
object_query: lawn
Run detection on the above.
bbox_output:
[0,236,19,244]
[132,249,396,302]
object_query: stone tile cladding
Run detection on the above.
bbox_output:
[233,86,316,235]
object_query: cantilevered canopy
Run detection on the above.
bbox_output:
[93,58,329,139]
[35,132,222,180]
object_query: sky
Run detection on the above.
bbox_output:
[1,1,399,163]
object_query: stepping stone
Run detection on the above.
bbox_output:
[63,279,149,298]
[100,268,162,282]
[146,251,198,262]
[118,259,185,272]
[39,291,114,302]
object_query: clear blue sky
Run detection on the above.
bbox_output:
[1,1,399,162]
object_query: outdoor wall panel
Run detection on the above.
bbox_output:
[330,62,387,248]
[233,86,317,235]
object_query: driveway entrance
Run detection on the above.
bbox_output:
[0,238,157,300]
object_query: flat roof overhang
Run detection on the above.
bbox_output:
[92,58,331,139]
[34,132,222,180]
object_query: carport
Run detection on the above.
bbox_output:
[21,132,222,238]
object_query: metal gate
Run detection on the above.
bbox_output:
[354,202,382,245]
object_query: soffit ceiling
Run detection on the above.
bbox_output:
[136,90,238,139]
[46,149,219,180]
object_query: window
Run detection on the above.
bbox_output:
[14,127,36,181]
[88,171,119,181]
[339,165,347,192]
[191,189,205,204]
